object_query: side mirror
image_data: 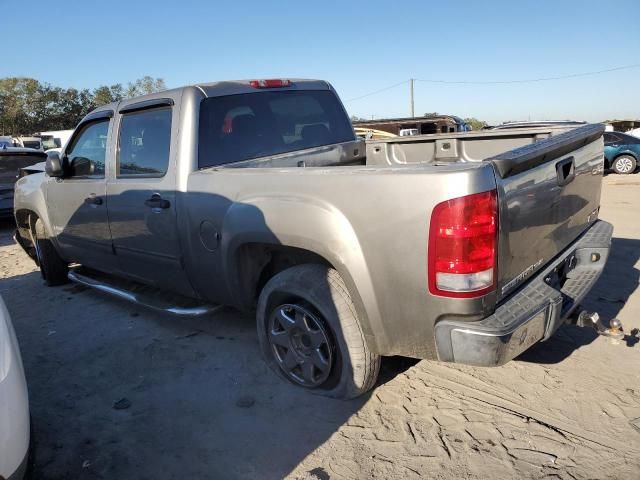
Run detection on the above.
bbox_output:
[45,151,64,177]
[69,156,95,176]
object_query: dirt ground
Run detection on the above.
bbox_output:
[2,175,639,480]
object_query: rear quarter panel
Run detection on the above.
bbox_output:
[184,163,498,358]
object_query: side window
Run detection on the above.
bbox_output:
[117,107,171,176]
[606,133,623,145]
[65,120,109,178]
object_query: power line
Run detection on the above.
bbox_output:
[415,63,640,85]
[343,80,408,103]
[343,63,640,105]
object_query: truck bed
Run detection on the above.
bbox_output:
[218,125,588,171]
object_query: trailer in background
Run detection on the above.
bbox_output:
[353,115,468,136]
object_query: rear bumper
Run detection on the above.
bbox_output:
[434,220,613,366]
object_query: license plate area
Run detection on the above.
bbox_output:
[503,307,548,360]
[544,251,577,290]
[449,305,548,365]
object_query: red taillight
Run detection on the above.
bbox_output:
[428,190,498,298]
[249,79,291,88]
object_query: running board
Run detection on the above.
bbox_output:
[68,268,222,317]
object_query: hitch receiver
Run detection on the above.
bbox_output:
[571,310,625,340]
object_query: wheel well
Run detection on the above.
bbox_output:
[613,152,638,163]
[235,243,332,309]
[14,209,39,259]
[14,209,35,229]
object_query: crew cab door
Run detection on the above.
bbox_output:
[106,97,194,297]
[46,111,115,271]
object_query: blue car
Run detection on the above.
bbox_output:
[603,131,640,174]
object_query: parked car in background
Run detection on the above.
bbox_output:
[0,295,30,480]
[36,130,74,152]
[0,147,47,217]
[13,137,43,151]
[14,79,611,399]
[603,131,640,174]
[0,137,14,148]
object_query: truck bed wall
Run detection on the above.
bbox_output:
[365,126,577,167]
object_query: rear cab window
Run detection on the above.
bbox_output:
[198,90,354,168]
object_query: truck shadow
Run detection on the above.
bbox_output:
[517,237,640,364]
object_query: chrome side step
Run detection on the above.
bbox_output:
[68,268,222,317]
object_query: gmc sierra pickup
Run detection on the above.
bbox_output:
[13,79,612,399]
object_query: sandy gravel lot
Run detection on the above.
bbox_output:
[2,175,639,479]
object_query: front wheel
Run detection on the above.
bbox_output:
[612,155,637,174]
[257,264,380,399]
[34,219,69,286]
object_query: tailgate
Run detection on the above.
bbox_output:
[489,124,605,301]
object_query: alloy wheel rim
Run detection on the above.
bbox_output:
[268,303,334,387]
[617,157,633,173]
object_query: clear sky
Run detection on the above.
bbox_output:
[4,0,639,124]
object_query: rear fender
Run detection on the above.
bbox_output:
[222,196,384,352]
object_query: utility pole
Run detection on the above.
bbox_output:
[409,78,415,118]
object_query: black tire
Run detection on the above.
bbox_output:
[612,155,636,175]
[257,264,380,399]
[34,219,69,286]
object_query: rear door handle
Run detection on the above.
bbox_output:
[144,194,170,210]
[556,157,575,187]
[84,194,103,205]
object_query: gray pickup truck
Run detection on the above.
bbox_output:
[13,79,612,399]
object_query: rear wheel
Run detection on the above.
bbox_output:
[257,264,380,399]
[612,155,636,174]
[34,219,69,286]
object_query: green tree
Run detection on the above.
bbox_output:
[464,117,488,131]
[0,76,168,135]
[125,76,167,98]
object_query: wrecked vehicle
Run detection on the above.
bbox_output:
[0,147,46,217]
[13,79,611,398]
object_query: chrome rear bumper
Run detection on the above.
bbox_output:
[435,220,613,366]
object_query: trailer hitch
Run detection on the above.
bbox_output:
[571,311,625,340]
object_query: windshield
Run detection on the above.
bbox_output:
[198,90,354,168]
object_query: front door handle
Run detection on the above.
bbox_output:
[144,194,170,210]
[84,194,103,205]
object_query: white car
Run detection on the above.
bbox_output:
[0,296,30,479]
